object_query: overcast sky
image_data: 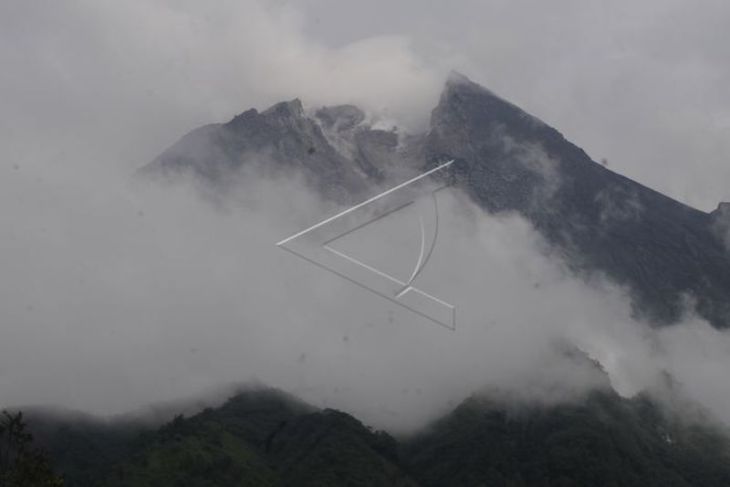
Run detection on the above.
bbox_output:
[292,0,730,211]
[2,1,730,430]
[2,0,729,209]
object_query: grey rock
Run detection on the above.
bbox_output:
[425,72,730,327]
[139,71,730,328]
[141,100,421,203]
[314,105,366,132]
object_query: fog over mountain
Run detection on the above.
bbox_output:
[2,0,730,440]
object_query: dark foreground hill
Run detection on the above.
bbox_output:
[27,387,730,487]
[30,388,416,487]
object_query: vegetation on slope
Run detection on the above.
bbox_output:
[28,388,730,487]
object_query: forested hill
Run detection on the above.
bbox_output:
[26,387,730,487]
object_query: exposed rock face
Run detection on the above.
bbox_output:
[141,99,421,203]
[424,73,730,327]
[139,72,730,328]
[314,104,366,132]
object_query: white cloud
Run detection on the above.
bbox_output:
[2,0,730,433]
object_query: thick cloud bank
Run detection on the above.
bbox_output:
[2,0,730,432]
[3,158,730,432]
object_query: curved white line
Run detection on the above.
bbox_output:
[396,192,441,298]
[404,216,427,285]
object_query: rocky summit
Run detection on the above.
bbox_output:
[141,72,730,329]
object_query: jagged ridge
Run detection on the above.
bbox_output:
[139,72,730,328]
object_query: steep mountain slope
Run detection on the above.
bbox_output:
[426,73,730,327]
[140,72,730,328]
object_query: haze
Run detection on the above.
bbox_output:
[2,0,730,432]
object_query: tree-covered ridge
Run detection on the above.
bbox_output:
[30,388,730,487]
[403,391,730,487]
[36,388,416,487]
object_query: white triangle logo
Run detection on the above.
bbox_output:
[277,161,456,330]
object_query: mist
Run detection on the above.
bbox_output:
[2,0,730,434]
[2,150,730,432]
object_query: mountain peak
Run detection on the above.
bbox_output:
[262,98,304,119]
[443,70,500,100]
[140,72,730,329]
[427,73,730,328]
[433,71,547,140]
[446,69,472,85]
[226,99,304,131]
[712,201,730,217]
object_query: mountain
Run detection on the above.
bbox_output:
[28,387,730,487]
[403,391,730,487]
[127,75,730,482]
[426,73,730,327]
[140,99,423,204]
[30,388,418,487]
[140,72,730,329]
